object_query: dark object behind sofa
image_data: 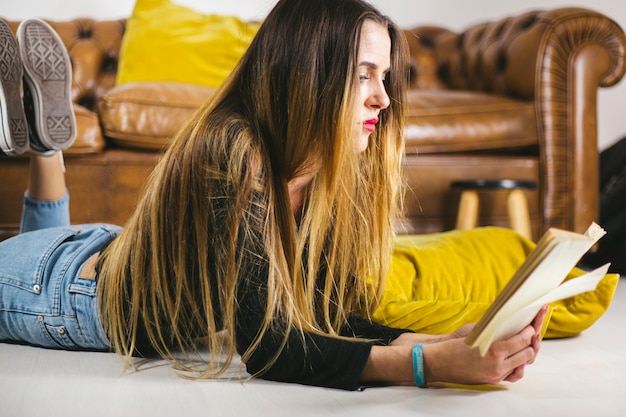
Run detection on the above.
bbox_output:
[583,137,626,274]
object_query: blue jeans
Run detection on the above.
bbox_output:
[0,192,121,350]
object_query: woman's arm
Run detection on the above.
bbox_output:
[235,276,406,390]
[360,306,547,386]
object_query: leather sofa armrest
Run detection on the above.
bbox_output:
[67,104,106,154]
[532,9,626,233]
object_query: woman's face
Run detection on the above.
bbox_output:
[355,20,391,153]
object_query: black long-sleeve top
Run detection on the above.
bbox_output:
[234,257,411,390]
[130,242,410,390]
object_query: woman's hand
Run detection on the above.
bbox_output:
[423,305,548,385]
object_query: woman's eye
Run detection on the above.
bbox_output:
[359,74,370,81]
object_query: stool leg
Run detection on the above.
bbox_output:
[456,190,479,230]
[507,189,532,240]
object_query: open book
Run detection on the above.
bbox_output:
[465,223,611,356]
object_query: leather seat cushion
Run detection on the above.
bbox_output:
[98,82,215,150]
[405,90,538,154]
[67,104,106,154]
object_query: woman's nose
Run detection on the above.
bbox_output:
[367,82,390,110]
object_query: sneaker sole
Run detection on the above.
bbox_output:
[17,18,75,152]
[0,20,28,155]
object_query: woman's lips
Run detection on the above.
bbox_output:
[363,118,379,132]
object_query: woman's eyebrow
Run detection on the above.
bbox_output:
[359,61,378,68]
[359,61,390,73]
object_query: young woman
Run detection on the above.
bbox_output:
[0,0,546,391]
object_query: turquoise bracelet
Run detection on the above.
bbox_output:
[411,343,426,387]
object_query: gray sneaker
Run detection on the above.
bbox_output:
[0,19,28,155]
[17,18,75,155]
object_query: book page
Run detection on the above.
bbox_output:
[471,264,610,355]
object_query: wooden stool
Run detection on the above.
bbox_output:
[451,180,537,240]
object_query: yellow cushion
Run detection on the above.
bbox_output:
[373,227,619,338]
[116,0,260,88]
[545,266,619,338]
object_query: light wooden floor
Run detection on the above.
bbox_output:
[1,283,624,417]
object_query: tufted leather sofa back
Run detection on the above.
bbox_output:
[406,9,626,101]
[406,13,543,100]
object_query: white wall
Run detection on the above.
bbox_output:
[4,0,626,149]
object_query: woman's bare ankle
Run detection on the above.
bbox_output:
[27,151,67,201]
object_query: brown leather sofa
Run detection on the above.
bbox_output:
[1,8,625,241]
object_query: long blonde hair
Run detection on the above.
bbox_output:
[98,0,408,378]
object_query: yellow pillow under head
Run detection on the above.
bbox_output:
[117,0,260,88]
[374,227,619,339]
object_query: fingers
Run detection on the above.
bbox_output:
[504,364,526,382]
[482,312,549,384]
[531,305,549,333]
[499,309,546,361]
[527,332,542,364]
[527,305,547,363]
[486,326,536,380]
[500,326,535,357]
